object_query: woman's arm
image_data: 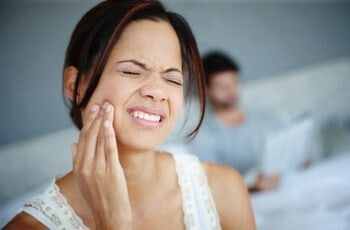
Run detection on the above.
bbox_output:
[205,163,256,229]
[4,212,47,230]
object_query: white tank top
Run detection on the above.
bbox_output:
[22,153,221,229]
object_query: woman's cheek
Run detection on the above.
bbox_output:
[169,94,183,125]
[89,83,116,105]
[175,91,184,113]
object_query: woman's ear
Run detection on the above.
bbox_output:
[63,66,79,102]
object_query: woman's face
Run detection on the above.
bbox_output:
[82,20,184,151]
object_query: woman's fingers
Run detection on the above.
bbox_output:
[94,104,108,170]
[74,104,104,172]
[72,101,132,227]
[73,104,100,169]
[74,101,118,171]
[84,104,100,130]
[102,103,119,170]
[95,101,118,170]
[80,109,105,168]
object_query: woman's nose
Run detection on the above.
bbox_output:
[139,74,168,102]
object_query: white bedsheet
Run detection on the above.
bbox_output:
[252,152,350,230]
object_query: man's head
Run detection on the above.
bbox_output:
[202,51,240,109]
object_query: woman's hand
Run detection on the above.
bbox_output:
[72,102,132,229]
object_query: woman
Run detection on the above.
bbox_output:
[5,0,255,229]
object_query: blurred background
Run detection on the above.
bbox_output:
[0,0,349,229]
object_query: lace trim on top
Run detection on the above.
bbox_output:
[24,153,220,230]
[174,153,221,230]
[25,180,88,230]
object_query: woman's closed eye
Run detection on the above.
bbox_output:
[122,70,141,75]
[115,61,145,76]
[163,76,183,86]
[118,67,145,77]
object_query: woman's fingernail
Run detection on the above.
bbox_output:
[103,101,109,109]
[90,104,99,113]
[103,102,112,113]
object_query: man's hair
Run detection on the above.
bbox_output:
[202,51,240,86]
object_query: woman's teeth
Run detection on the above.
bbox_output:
[130,111,161,122]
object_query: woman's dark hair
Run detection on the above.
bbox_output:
[202,51,240,87]
[63,0,205,139]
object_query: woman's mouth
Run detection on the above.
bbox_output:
[130,111,161,122]
[127,106,165,128]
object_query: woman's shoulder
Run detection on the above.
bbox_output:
[201,161,247,205]
[201,162,256,229]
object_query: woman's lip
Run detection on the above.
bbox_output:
[127,106,166,129]
[127,105,166,119]
[129,115,163,129]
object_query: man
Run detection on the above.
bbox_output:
[188,51,281,191]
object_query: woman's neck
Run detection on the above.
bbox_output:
[117,146,159,207]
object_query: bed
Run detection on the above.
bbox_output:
[252,152,350,230]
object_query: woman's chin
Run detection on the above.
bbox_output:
[116,134,166,153]
[114,122,172,153]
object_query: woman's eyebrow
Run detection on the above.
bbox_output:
[116,59,182,74]
[162,68,182,74]
[116,59,147,69]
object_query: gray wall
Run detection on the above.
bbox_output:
[165,2,350,79]
[0,2,96,145]
[1,1,350,145]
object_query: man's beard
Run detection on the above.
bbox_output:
[212,99,237,110]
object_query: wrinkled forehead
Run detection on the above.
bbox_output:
[107,19,182,72]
